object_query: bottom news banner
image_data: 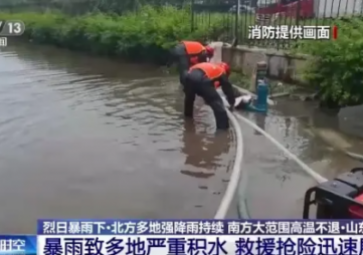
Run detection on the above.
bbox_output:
[36,235,363,255]
[0,235,36,255]
[4,219,363,255]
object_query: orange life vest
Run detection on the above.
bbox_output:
[189,63,224,88]
[182,41,205,55]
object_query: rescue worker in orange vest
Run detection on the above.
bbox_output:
[184,62,235,130]
[168,41,214,86]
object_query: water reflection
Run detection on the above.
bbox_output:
[254,113,266,135]
[0,42,236,232]
[181,120,231,179]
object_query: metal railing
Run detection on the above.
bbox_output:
[2,0,362,49]
[191,0,363,49]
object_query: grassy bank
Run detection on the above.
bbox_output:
[295,17,363,107]
[0,6,225,64]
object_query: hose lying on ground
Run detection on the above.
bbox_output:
[346,151,363,162]
[211,41,327,218]
[233,111,331,219]
[214,97,329,219]
[234,112,328,184]
[214,87,331,218]
[214,109,245,219]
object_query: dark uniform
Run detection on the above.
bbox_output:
[169,41,214,86]
[184,62,235,130]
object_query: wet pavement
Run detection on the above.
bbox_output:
[236,99,363,218]
[0,41,236,233]
[339,104,363,140]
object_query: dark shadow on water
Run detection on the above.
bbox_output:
[181,120,231,179]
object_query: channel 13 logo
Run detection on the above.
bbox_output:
[0,20,25,36]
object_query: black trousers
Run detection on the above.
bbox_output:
[184,75,229,130]
[233,86,242,97]
[170,45,190,87]
[177,56,190,87]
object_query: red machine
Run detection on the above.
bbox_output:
[303,168,363,219]
[256,0,314,19]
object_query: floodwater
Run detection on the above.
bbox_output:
[0,41,237,233]
[237,99,363,218]
[1,40,362,229]
[209,41,363,219]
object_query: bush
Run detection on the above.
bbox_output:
[295,18,363,107]
[0,6,225,64]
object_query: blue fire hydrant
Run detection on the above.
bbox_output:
[245,79,269,113]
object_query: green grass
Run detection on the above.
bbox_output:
[0,7,226,63]
[0,3,338,51]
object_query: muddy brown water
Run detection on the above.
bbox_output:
[0,42,237,233]
[1,41,362,231]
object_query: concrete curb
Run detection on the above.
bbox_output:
[269,92,291,99]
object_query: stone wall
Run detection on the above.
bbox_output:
[221,44,309,85]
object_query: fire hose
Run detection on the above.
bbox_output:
[214,104,328,219]
[209,42,328,219]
